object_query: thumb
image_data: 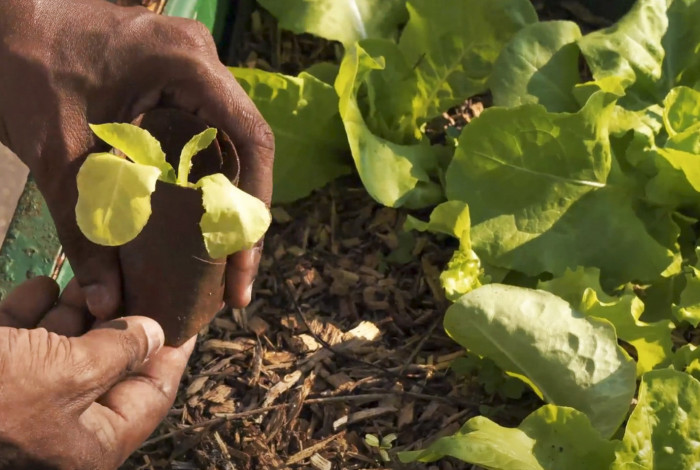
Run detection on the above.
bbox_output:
[63,316,165,404]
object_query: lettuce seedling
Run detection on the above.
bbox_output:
[75,123,271,258]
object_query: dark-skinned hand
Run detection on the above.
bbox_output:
[0,277,195,470]
[0,0,274,319]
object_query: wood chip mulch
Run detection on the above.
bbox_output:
[121,177,538,470]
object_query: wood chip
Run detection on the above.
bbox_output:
[247,315,270,336]
[186,376,209,397]
[200,338,255,353]
[262,370,302,407]
[332,406,397,431]
[310,453,332,470]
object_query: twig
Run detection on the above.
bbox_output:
[399,315,442,375]
[140,405,286,447]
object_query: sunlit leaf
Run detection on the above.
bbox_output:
[613,369,700,469]
[400,405,616,469]
[76,153,160,246]
[445,284,636,437]
[177,128,217,186]
[197,173,271,259]
[89,123,175,182]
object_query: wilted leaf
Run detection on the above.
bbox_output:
[76,153,160,246]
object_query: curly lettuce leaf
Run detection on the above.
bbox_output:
[446,92,677,284]
[490,21,582,112]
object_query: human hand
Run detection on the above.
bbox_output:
[0,0,273,318]
[0,277,195,470]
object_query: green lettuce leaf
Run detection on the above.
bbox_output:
[613,369,700,469]
[404,201,482,298]
[256,0,407,45]
[76,153,160,246]
[539,267,674,376]
[673,344,700,382]
[490,21,582,112]
[399,405,616,469]
[335,41,442,208]
[196,173,271,258]
[446,91,677,284]
[399,0,537,118]
[89,123,175,182]
[445,284,636,438]
[177,128,217,186]
[578,0,700,102]
[232,68,351,203]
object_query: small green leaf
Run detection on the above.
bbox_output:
[197,173,271,259]
[404,201,482,299]
[613,369,700,469]
[663,86,700,136]
[364,434,380,447]
[89,123,175,182]
[399,405,616,469]
[382,433,398,448]
[76,153,160,246]
[445,284,637,438]
[177,128,217,186]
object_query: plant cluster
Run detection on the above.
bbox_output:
[76,123,270,259]
[236,0,700,467]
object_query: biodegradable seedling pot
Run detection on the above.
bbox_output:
[119,109,240,346]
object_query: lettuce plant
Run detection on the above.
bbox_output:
[75,123,270,258]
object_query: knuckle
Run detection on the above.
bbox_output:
[172,18,217,52]
[252,120,275,152]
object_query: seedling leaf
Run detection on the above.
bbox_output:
[76,152,160,246]
[197,173,271,259]
[177,128,217,186]
[89,123,175,182]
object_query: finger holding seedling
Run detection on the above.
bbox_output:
[0,276,195,469]
[76,115,271,345]
[0,0,275,319]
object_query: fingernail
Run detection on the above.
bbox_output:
[84,284,112,319]
[142,318,165,359]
